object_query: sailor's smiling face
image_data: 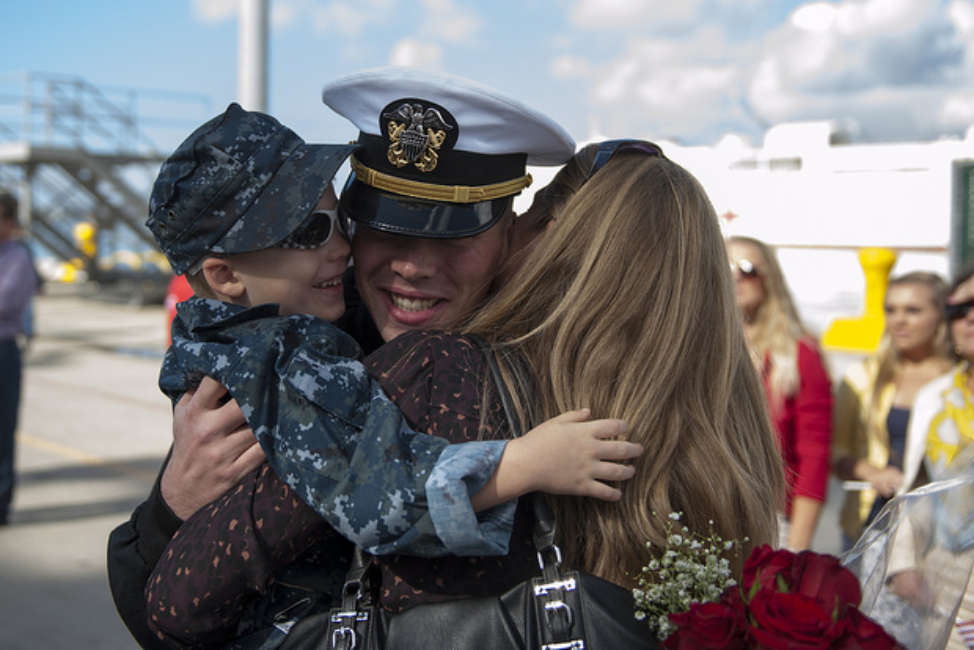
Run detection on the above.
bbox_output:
[351,214,512,342]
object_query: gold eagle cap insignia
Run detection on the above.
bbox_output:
[382,102,455,173]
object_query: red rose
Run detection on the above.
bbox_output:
[743,545,796,594]
[747,590,846,649]
[833,608,905,650]
[663,588,749,650]
[743,546,863,616]
[788,551,862,615]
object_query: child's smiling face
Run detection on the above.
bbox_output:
[231,187,351,323]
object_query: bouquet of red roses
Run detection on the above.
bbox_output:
[662,545,904,649]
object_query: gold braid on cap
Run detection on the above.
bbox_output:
[350,156,532,204]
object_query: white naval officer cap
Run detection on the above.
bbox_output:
[322,67,575,239]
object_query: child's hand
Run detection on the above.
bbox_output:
[470,409,641,511]
[512,408,641,501]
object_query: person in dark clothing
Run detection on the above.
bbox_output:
[0,190,41,526]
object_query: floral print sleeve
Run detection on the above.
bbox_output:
[145,463,345,647]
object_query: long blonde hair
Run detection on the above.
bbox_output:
[464,149,784,586]
[727,236,809,409]
[871,271,952,405]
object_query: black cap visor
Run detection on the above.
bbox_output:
[339,176,510,239]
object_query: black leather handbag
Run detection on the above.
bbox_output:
[279,343,656,650]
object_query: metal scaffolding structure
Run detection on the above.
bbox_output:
[0,72,209,280]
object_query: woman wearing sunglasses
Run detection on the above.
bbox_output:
[726,236,833,551]
[879,265,974,650]
[832,272,952,549]
[146,142,785,646]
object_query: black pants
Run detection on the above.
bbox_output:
[0,337,22,522]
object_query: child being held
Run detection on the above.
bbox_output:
[142,104,641,647]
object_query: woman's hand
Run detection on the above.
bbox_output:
[161,376,266,520]
[864,465,904,498]
[888,569,935,612]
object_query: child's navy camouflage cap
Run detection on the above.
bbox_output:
[146,102,355,275]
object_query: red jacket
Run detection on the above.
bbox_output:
[764,338,833,515]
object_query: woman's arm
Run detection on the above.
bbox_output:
[787,340,833,550]
[832,371,865,481]
[145,463,342,647]
[832,366,903,496]
[107,380,266,650]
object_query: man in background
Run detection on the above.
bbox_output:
[0,190,41,526]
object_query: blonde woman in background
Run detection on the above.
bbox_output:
[877,264,974,650]
[726,236,833,551]
[832,272,953,548]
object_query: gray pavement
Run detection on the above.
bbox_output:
[0,287,172,649]
[0,285,845,649]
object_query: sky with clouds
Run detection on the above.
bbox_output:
[4,0,974,154]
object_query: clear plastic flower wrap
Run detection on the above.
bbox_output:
[841,445,974,650]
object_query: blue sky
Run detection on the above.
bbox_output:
[5,0,974,155]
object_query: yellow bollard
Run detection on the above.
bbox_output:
[74,222,97,258]
[822,248,897,352]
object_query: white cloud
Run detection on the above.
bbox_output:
[747,0,974,140]
[790,3,836,32]
[419,0,483,42]
[577,27,755,140]
[192,0,237,23]
[570,0,704,31]
[940,95,974,125]
[594,57,640,103]
[951,0,974,35]
[389,38,443,69]
[551,54,592,79]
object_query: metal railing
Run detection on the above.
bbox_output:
[0,72,210,155]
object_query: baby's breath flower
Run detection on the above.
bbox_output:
[632,513,746,640]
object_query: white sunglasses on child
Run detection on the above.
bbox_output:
[277,209,343,250]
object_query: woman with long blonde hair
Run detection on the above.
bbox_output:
[726,235,833,551]
[143,143,786,645]
[833,271,952,547]
[465,145,785,584]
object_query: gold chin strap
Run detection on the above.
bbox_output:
[350,156,532,204]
